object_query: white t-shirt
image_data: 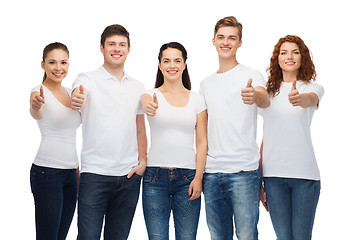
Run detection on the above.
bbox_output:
[200,64,266,173]
[145,89,206,169]
[261,81,324,180]
[32,85,81,169]
[72,66,145,176]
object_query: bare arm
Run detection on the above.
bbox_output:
[127,114,148,178]
[241,79,270,108]
[30,87,44,120]
[189,110,208,200]
[288,80,319,108]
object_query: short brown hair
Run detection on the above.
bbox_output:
[100,24,130,47]
[214,16,243,40]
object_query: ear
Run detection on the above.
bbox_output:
[100,44,104,54]
[238,40,243,48]
[212,38,216,46]
[41,61,45,70]
[158,61,161,70]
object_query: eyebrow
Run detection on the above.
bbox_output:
[280,49,299,52]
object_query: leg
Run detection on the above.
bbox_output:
[77,173,113,240]
[204,173,234,240]
[291,179,320,240]
[228,169,260,240]
[172,169,201,240]
[264,177,293,240]
[58,169,78,240]
[104,174,142,240]
[30,164,64,240]
[142,167,171,240]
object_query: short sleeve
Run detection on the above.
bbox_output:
[251,70,266,88]
[31,84,42,94]
[194,92,207,114]
[72,73,90,93]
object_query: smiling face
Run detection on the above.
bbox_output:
[278,42,302,76]
[158,48,186,82]
[213,26,242,60]
[41,49,69,83]
[100,34,130,68]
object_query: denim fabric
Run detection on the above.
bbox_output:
[203,169,261,240]
[30,164,78,240]
[77,172,141,240]
[142,167,201,240]
[264,177,320,240]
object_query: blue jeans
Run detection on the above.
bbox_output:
[77,172,142,240]
[264,177,320,240]
[30,164,78,240]
[142,167,201,240]
[203,169,261,240]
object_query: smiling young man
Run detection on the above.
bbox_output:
[199,16,269,240]
[71,24,147,240]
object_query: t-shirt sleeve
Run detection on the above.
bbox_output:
[303,83,324,102]
[251,70,266,88]
[137,84,147,115]
[31,84,42,94]
[72,73,90,93]
[195,93,207,114]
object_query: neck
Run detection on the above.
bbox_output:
[159,78,187,93]
[217,56,239,73]
[282,71,298,82]
[103,63,125,81]
[43,79,62,90]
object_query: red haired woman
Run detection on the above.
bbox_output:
[260,35,324,240]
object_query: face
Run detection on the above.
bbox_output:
[100,35,130,67]
[213,26,242,59]
[278,42,302,75]
[41,49,69,83]
[159,48,186,82]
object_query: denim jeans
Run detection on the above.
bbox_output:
[77,172,142,240]
[264,177,320,240]
[203,169,261,240]
[142,167,201,240]
[30,164,78,240]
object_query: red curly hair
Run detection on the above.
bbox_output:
[266,35,316,97]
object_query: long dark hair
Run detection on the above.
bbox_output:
[155,42,191,90]
[42,42,69,82]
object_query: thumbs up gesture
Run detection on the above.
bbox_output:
[71,85,86,110]
[241,78,256,105]
[141,93,158,116]
[31,86,45,111]
[288,80,301,106]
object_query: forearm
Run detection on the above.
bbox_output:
[30,108,43,120]
[255,87,270,108]
[195,140,207,180]
[300,93,319,108]
[136,115,148,163]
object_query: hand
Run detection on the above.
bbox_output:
[188,177,202,201]
[71,85,86,110]
[31,86,45,111]
[260,186,268,212]
[288,80,301,107]
[127,160,146,178]
[144,93,158,116]
[241,78,256,105]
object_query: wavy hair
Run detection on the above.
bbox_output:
[266,35,316,97]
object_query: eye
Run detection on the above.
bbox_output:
[61,61,68,64]
[280,52,287,55]
[49,61,55,64]
[293,51,300,55]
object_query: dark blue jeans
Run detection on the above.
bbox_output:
[142,167,201,240]
[30,164,78,240]
[264,177,320,240]
[77,172,142,240]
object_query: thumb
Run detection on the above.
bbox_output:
[40,86,44,98]
[291,80,297,91]
[153,93,158,104]
[79,85,84,94]
[246,78,253,88]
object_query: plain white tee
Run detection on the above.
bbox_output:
[32,85,81,169]
[72,66,145,176]
[261,81,324,180]
[145,89,206,169]
[199,64,266,173]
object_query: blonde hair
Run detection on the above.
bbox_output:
[214,16,243,40]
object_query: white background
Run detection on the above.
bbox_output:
[1,0,351,239]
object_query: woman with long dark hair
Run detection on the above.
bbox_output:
[141,42,207,239]
[260,35,324,240]
[29,42,80,240]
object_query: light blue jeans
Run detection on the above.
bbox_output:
[264,177,320,240]
[203,169,261,240]
[142,167,201,240]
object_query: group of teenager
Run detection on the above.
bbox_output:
[29,16,324,240]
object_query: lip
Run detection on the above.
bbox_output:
[53,72,64,77]
[220,46,231,51]
[285,61,295,65]
[111,54,122,59]
[167,70,178,75]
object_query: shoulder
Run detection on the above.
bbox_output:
[31,84,42,93]
[200,73,217,88]
[126,74,145,89]
[299,81,324,97]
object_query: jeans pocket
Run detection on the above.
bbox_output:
[183,170,196,183]
[143,168,157,184]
